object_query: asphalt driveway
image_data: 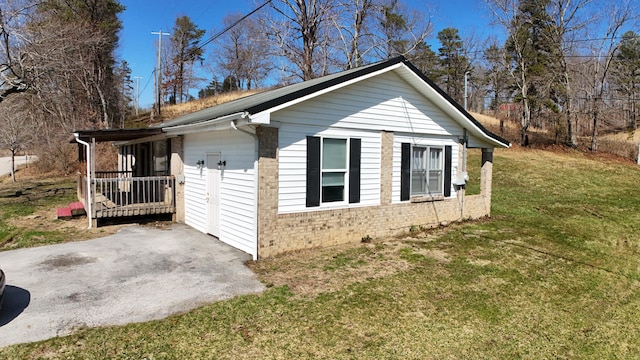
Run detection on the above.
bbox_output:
[0,224,265,347]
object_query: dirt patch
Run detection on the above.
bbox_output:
[7,206,129,239]
[249,228,453,298]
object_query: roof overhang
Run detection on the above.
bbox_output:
[162,112,250,135]
[72,128,164,143]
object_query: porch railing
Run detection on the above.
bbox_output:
[78,172,175,219]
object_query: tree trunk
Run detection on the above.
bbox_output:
[10,148,16,183]
[521,96,530,146]
[632,88,637,130]
[95,84,110,129]
[591,105,599,152]
[564,72,577,147]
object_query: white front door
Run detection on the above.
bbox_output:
[206,153,221,237]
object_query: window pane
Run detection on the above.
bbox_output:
[322,138,347,169]
[412,147,426,170]
[428,170,442,193]
[322,172,345,186]
[322,172,345,202]
[411,171,426,195]
[322,186,344,202]
[153,141,168,173]
[411,147,427,195]
[429,148,442,170]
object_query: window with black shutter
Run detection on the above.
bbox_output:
[401,143,452,200]
[306,136,361,207]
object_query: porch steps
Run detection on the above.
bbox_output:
[69,201,86,216]
[57,202,86,220]
[56,207,72,220]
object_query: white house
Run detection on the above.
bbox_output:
[74,56,510,259]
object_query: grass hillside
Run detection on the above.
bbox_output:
[126,90,261,128]
[2,146,640,358]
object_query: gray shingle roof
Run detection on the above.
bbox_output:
[154,57,404,129]
[155,56,509,148]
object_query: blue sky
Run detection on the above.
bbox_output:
[118,0,498,108]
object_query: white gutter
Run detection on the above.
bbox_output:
[162,112,248,135]
[73,134,93,229]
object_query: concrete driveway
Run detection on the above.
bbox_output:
[0,224,265,347]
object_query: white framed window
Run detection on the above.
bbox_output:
[411,146,443,196]
[321,138,347,203]
[306,136,361,207]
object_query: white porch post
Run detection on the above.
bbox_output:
[74,134,93,229]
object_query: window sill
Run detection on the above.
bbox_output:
[410,194,444,203]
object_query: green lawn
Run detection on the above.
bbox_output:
[0,179,79,250]
[2,147,640,359]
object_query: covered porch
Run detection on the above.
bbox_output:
[73,129,175,227]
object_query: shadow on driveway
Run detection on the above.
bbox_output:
[0,286,31,327]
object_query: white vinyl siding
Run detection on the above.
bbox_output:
[274,70,467,213]
[274,71,463,137]
[393,134,459,203]
[183,130,257,257]
[278,124,381,213]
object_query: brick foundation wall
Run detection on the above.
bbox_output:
[257,127,494,258]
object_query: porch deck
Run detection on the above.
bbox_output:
[78,172,175,221]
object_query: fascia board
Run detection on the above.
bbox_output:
[162,112,247,135]
[398,65,510,148]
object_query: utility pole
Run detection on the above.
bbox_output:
[464,71,470,111]
[133,76,142,116]
[151,30,170,117]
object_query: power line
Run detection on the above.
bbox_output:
[197,0,273,51]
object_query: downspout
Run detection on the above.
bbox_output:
[231,119,259,261]
[74,135,93,229]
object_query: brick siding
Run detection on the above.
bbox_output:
[257,127,494,258]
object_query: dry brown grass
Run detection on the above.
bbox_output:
[161,90,262,121]
[248,230,450,299]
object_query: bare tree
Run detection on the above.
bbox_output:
[0,0,38,103]
[583,0,634,152]
[545,0,594,147]
[486,0,532,145]
[265,0,336,81]
[0,97,34,181]
[211,13,272,90]
[331,0,376,69]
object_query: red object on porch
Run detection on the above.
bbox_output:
[56,207,72,220]
[69,202,86,216]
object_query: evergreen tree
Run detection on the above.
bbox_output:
[483,43,512,132]
[436,27,470,104]
[167,16,205,104]
[408,42,439,80]
[611,31,640,129]
[504,0,556,145]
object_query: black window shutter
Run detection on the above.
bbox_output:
[400,143,411,201]
[349,138,361,203]
[306,136,321,207]
[444,145,452,197]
